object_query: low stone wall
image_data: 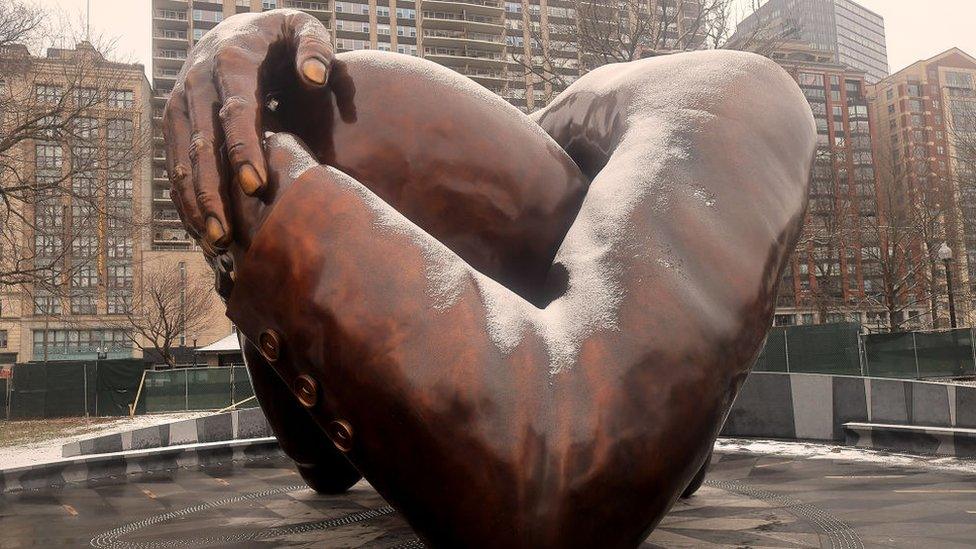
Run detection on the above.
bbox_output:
[57,372,976,463]
[2,438,279,494]
[61,408,271,457]
[722,372,976,450]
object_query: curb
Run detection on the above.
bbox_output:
[2,437,281,495]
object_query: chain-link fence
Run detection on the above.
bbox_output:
[140,366,257,414]
[755,324,976,380]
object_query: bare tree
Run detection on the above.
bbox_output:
[113,266,215,368]
[508,0,788,107]
[853,148,943,332]
[0,2,150,303]
[791,149,856,324]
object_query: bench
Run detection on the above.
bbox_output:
[843,422,976,457]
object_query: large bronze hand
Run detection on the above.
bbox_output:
[163,9,333,250]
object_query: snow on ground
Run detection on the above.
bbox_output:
[716,437,976,474]
[0,412,210,470]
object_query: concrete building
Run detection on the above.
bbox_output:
[868,48,976,328]
[0,42,231,365]
[730,0,888,83]
[0,42,149,364]
[763,43,922,330]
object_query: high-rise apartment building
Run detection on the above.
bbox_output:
[763,43,915,329]
[151,0,707,251]
[730,0,888,83]
[868,48,976,328]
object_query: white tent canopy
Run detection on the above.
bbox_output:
[197,332,241,353]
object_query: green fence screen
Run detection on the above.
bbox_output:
[6,359,147,419]
[863,328,976,379]
[142,366,256,413]
[754,323,862,375]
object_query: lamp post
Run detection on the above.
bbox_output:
[938,242,957,329]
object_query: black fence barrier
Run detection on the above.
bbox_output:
[0,378,7,419]
[6,359,149,419]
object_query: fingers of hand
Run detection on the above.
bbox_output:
[287,12,334,86]
[185,68,232,249]
[214,47,268,197]
[162,89,205,239]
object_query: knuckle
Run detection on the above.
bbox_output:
[188,133,215,160]
[218,96,254,122]
[169,163,189,185]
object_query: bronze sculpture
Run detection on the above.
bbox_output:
[163,9,815,547]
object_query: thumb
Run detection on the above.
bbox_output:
[263,131,320,201]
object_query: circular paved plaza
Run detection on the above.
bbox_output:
[2,443,975,548]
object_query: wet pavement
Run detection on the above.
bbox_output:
[2,448,975,548]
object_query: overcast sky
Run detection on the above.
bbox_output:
[29,0,976,79]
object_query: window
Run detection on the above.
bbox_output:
[35,143,63,171]
[263,0,277,8]
[33,294,61,315]
[192,9,224,22]
[108,89,134,109]
[35,84,62,103]
[107,118,134,142]
[376,5,389,17]
[107,292,132,314]
[71,264,99,288]
[377,24,391,35]
[886,88,894,100]
[34,235,62,258]
[108,177,132,199]
[774,314,795,326]
[72,236,99,258]
[107,265,133,288]
[908,99,923,112]
[34,200,63,231]
[0,330,6,348]
[945,71,974,89]
[106,236,132,259]
[397,24,416,37]
[70,293,96,315]
[395,7,415,19]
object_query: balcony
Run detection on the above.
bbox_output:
[153,29,188,45]
[284,1,331,13]
[422,0,503,17]
[421,11,503,33]
[153,9,188,29]
[423,29,505,49]
[424,47,507,68]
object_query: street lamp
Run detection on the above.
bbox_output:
[938,242,957,329]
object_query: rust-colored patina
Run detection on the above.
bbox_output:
[163,9,815,548]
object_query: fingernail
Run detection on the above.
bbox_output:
[238,163,264,195]
[301,58,328,85]
[206,216,226,245]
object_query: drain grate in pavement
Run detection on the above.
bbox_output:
[706,479,863,549]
